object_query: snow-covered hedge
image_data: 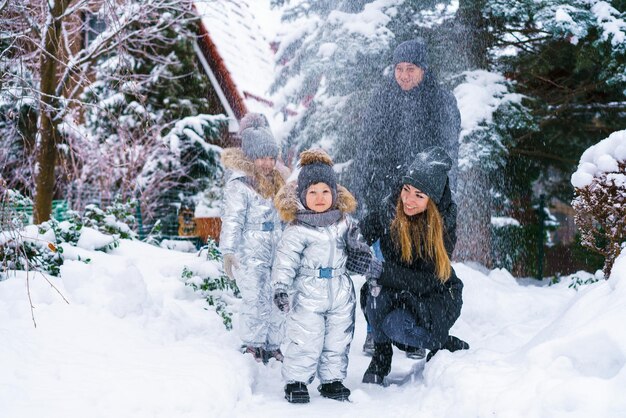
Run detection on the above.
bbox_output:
[571,130,626,278]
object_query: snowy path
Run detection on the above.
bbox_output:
[2,239,625,417]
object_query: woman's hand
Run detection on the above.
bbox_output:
[368,279,382,297]
[273,291,290,313]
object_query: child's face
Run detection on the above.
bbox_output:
[254,157,276,175]
[400,184,429,216]
[305,182,333,213]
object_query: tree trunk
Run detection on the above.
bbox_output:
[445,0,494,266]
[454,0,490,70]
[33,0,70,223]
[454,166,493,266]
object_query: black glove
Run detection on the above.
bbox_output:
[273,291,290,313]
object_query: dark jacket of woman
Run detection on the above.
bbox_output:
[359,183,463,345]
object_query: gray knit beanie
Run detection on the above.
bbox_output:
[402,146,452,204]
[240,123,278,161]
[296,149,337,209]
[392,38,429,69]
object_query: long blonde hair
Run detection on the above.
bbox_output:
[390,197,451,282]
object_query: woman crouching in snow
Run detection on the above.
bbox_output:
[272,149,381,403]
[360,146,469,385]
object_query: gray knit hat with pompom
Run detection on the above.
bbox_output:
[239,113,278,160]
[238,113,269,134]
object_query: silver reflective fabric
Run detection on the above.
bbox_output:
[220,171,284,349]
[272,217,358,383]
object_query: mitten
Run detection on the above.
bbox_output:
[346,222,373,253]
[345,223,374,275]
[223,253,239,280]
[366,257,383,280]
[273,290,290,313]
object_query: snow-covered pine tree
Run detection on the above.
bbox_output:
[477,0,626,274]
[487,0,626,200]
[452,69,538,270]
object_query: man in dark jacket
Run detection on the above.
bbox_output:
[350,38,461,213]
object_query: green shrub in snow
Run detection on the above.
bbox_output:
[182,241,240,330]
[1,189,137,277]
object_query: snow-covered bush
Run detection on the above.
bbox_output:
[1,191,138,277]
[0,190,73,276]
[82,200,137,241]
[0,189,64,276]
[490,205,558,277]
[571,130,626,278]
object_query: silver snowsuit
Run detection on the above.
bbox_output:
[272,184,361,384]
[219,149,285,350]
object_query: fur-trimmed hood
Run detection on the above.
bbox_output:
[221,148,287,199]
[275,181,357,223]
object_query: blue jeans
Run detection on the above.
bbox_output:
[372,239,384,262]
[365,240,385,334]
[365,289,439,351]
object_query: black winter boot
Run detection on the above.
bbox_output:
[243,345,265,363]
[405,346,426,360]
[263,348,284,364]
[362,342,393,385]
[426,335,470,362]
[284,382,310,403]
[318,381,351,401]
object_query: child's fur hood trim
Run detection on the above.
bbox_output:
[221,148,287,198]
[275,181,357,223]
[222,148,254,175]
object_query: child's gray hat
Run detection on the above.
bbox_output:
[402,146,452,204]
[392,38,429,69]
[238,112,269,134]
[297,149,337,208]
[240,114,278,160]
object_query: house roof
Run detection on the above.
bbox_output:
[193,0,277,132]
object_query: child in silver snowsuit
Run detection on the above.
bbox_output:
[272,149,381,403]
[219,114,288,363]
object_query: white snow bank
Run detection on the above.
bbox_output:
[2,240,626,417]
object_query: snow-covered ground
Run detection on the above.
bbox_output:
[2,237,625,418]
